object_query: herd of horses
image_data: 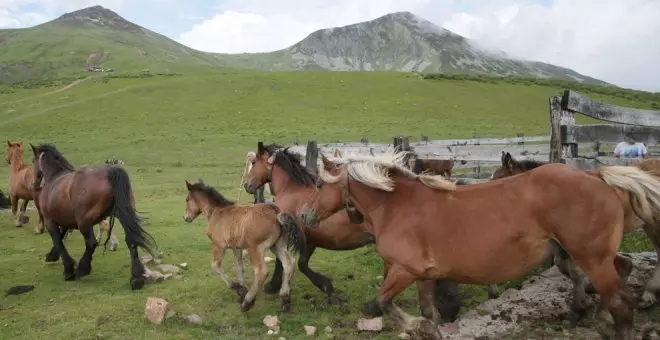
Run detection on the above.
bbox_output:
[4,139,660,340]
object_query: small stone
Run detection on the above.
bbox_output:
[145,297,170,324]
[278,337,286,340]
[398,333,411,339]
[376,275,383,280]
[267,330,274,335]
[324,326,333,333]
[140,255,154,264]
[162,273,173,280]
[178,263,188,269]
[184,314,202,325]
[304,325,317,336]
[357,317,383,331]
[264,256,274,263]
[263,314,279,329]
[158,264,182,274]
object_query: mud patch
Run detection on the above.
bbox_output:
[442,253,658,339]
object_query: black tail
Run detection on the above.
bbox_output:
[106,167,156,257]
[276,212,306,255]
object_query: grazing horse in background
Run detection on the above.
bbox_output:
[492,151,660,309]
[31,143,156,290]
[183,179,305,312]
[407,150,456,179]
[300,150,660,340]
[5,141,44,232]
[243,142,464,322]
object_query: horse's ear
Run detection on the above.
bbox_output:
[185,180,192,190]
[267,154,276,164]
[321,154,333,169]
[501,151,506,162]
[257,142,264,154]
[30,143,37,155]
[503,152,515,169]
[6,140,11,147]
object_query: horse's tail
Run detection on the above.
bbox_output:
[276,212,306,256]
[597,165,660,225]
[106,167,157,257]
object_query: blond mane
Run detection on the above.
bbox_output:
[319,149,456,192]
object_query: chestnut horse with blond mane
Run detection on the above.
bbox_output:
[31,143,156,289]
[243,142,464,322]
[300,150,660,340]
[491,151,660,310]
[5,141,44,232]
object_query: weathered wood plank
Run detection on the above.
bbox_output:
[563,157,642,170]
[561,90,660,126]
[312,135,551,150]
[412,144,550,157]
[562,124,660,145]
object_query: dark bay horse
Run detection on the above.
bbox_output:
[242,142,464,322]
[5,141,44,232]
[300,150,660,339]
[492,151,660,309]
[31,143,156,289]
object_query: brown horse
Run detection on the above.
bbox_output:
[183,179,305,312]
[31,143,156,289]
[5,141,44,232]
[300,150,660,339]
[242,142,464,322]
[492,151,660,309]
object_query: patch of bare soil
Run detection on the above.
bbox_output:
[440,254,659,340]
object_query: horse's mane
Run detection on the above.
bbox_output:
[320,150,456,192]
[262,144,317,187]
[37,144,75,172]
[514,159,547,170]
[188,180,235,207]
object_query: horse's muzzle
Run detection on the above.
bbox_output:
[182,213,194,223]
[243,182,256,194]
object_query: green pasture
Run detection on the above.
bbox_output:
[0,69,655,339]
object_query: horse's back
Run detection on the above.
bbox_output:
[208,204,281,248]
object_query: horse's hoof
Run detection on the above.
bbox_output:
[240,298,256,312]
[279,295,292,313]
[412,318,442,340]
[131,277,146,290]
[230,283,248,302]
[263,281,281,294]
[362,299,384,317]
[64,272,76,281]
[76,264,92,278]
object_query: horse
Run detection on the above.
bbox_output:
[299,150,660,340]
[407,151,455,179]
[5,141,44,232]
[242,142,464,322]
[30,143,156,290]
[491,151,660,309]
[183,179,306,312]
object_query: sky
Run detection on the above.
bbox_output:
[1,0,659,92]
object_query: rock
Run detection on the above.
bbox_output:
[398,333,411,339]
[178,263,188,269]
[184,314,202,325]
[324,326,333,333]
[263,314,279,329]
[357,317,383,332]
[158,264,182,274]
[145,297,170,324]
[278,338,286,340]
[304,325,317,336]
[143,268,166,283]
[140,255,154,264]
[264,256,274,263]
[267,330,274,335]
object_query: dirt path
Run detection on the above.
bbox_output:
[438,253,659,339]
[1,76,93,107]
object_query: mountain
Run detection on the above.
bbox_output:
[0,6,607,85]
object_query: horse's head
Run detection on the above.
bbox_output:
[302,155,360,228]
[5,140,23,165]
[244,142,275,194]
[30,143,75,188]
[491,152,545,180]
[183,179,203,222]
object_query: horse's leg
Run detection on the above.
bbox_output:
[9,195,19,227]
[126,236,147,290]
[230,249,248,302]
[46,222,76,281]
[33,196,45,234]
[263,258,283,294]
[363,261,390,317]
[45,227,68,263]
[417,280,442,324]
[211,244,232,288]
[76,224,98,278]
[487,284,500,299]
[378,264,442,339]
[273,242,296,313]
[297,244,334,298]
[433,279,463,322]
[17,199,28,227]
[240,246,268,312]
[640,222,660,308]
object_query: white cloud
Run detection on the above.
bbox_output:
[178,0,660,92]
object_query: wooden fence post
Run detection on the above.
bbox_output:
[305,140,319,173]
[392,136,402,152]
[549,95,576,163]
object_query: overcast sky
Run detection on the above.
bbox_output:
[1,0,658,92]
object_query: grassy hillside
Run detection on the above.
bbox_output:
[0,70,656,339]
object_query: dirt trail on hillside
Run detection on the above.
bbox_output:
[439,253,659,339]
[2,76,93,107]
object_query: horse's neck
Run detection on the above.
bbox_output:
[270,166,313,203]
[9,155,27,173]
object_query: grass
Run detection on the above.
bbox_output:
[0,69,656,340]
